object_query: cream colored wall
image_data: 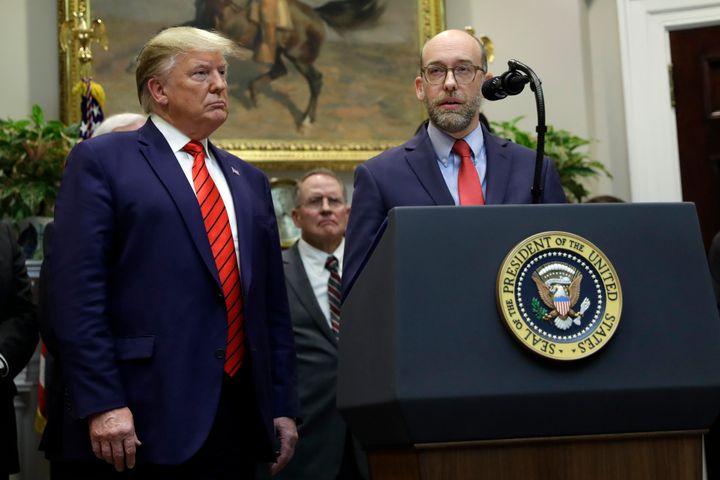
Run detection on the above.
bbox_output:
[1,0,59,119]
[585,0,630,200]
[0,0,629,200]
[446,0,629,200]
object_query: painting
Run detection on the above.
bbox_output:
[58,0,445,170]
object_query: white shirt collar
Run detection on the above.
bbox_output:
[151,114,209,155]
[297,237,345,276]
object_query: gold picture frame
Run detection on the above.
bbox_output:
[58,0,445,171]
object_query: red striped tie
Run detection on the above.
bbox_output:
[183,141,244,377]
[452,139,485,205]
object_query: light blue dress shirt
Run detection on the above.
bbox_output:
[426,122,487,205]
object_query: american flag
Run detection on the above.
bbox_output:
[77,78,105,140]
[35,342,48,433]
[554,295,571,317]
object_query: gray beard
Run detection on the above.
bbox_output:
[425,92,482,133]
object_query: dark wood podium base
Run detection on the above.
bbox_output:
[369,431,703,480]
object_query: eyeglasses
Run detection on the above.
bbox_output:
[421,64,485,85]
[301,196,346,210]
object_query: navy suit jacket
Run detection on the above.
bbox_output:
[51,119,298,464]
[342,124,567,298]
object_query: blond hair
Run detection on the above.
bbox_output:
[135,27,241,113]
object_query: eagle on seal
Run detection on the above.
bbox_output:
[532,269,583,330]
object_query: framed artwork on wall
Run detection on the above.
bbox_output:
[58,0,446,170]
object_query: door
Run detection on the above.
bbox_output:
[670,24,720,250]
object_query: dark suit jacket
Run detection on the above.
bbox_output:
[0,222,38,475]
[342,124,567,297]
[50,119,298,465]
[710,232,720,309]
[272,243,367,479]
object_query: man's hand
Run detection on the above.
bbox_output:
[270,416,298,475]
[88,407,142,472]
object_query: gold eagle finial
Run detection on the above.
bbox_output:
[463,26,494,64]
[59,0,109,78]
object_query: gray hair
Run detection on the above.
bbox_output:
[92,113,147,137]
[135,26,242,113]
[294,168,348,207]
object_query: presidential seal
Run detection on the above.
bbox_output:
[497,232,622,360]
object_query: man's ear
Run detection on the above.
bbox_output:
[147,78,169,106]
[291,208,302,228]
[415,75,425,101]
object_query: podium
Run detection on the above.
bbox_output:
[338,203,720,480]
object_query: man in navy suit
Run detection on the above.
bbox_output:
[343,29,567,296]
[49,27,298,478]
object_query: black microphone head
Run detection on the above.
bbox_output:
[503,70,529,95]
[481,77,507,101]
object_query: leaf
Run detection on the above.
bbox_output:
[490,116,610,203]
[0,105,79,223]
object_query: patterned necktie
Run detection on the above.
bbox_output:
[183,141,244,377]
[325,255,341,335]
[452,139,485,205]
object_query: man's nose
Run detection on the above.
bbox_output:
[209,70,227,92]
[443,69,458,91]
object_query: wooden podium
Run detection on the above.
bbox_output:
[338,204,720,480]
[368,432,702,479]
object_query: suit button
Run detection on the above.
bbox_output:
[217,292,224,300]
[214,348,225,359]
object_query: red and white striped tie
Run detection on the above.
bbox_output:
[183,141,244,376]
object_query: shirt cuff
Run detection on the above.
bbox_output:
[0,353,8,378]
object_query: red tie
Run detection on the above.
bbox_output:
[452,139,485,205]
[183,141,244,377]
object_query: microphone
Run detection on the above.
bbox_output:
[481,69,530,101]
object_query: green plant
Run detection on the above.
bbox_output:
[491,116,611,203]
[0,105,79,222]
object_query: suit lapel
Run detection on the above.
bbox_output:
[138,119,221,289]
[285,243,338,346]
[209,142,255,294]
[484,125,513,205]
[404,129,455,206]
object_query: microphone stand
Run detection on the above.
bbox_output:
[504,59,546,204]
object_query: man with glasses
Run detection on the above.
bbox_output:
[264,169,369,479]
[342,29,567,297]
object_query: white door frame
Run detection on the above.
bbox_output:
[616,0,720,201]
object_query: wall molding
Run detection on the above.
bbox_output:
[616,0,720,201]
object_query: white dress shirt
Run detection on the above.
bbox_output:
[297,238,345,328]
[151,114,241,270]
